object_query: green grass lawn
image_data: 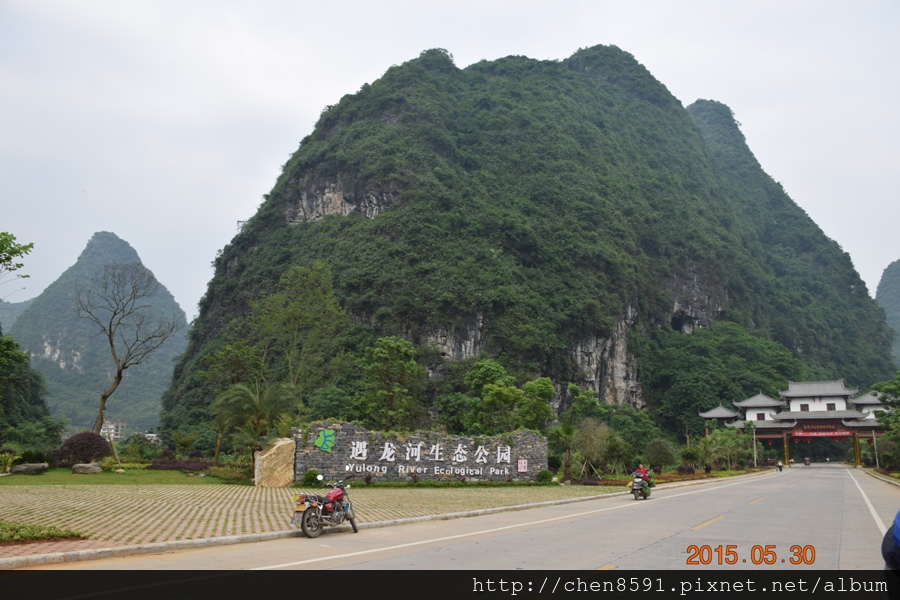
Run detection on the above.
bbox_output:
[0,468,226,486]
[0,520,84,544]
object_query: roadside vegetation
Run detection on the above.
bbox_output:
[0,468,225,486]
[0,520,83,544]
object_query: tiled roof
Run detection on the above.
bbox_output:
[851,392,884,407]
[780,380,857,398]
[733,393,784,408]
[699,404,740,419]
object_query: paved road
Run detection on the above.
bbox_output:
[30,465,897,571]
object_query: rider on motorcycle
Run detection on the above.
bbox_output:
[634,463,654,488]
[635,463,649,482]
[630,463,652,499]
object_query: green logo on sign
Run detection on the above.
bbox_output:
[315,429,336,452]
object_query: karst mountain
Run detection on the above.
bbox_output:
[159,46,894,439]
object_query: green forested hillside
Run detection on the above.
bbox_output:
[686,100,893,383]
[0,298,32,332]
[160,46,895,446]
[8,232,188,433]
[876,260,900,365]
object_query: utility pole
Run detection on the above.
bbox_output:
[873,430,880,469]
[745,421,758,468]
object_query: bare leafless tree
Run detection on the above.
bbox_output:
[74,263,182,433]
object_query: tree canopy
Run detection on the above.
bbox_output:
[0,233,59,450]
[0,232,33,289]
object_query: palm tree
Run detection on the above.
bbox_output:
[549,422,576,482]
[210,405,241,466]
[210,381,298,465]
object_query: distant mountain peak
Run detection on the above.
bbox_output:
[7,231,188,432]
[76,231,141,265]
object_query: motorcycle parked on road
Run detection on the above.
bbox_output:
[291,474,358,538]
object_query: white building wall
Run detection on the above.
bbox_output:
[746,408,779,421]
[787,397,847,412]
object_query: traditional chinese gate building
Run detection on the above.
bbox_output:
[701,380,886,466]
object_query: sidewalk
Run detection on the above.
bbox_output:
[0,483,625,568]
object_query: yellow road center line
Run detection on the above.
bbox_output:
[597,564,616,570]
[692,515,724,530]
[748,497,764,504]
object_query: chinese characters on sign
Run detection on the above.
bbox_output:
[344,440,515,476]
[295,422,547,482]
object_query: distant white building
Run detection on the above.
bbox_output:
[848,391,886,421]
[779,380,856,413]
[100,420,126,442]
[732,392,784,422]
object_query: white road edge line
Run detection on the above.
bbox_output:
[846,469,887,535]
[251,474,775,570]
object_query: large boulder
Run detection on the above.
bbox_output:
[72,462,103,474]
[254,438,295,487]
[10,462,49,475]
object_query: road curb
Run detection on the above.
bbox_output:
[0,471,772,570]
[0,530,303,570]
[862,468,900,488]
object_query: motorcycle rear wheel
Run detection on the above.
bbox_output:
[632,490,640,501]
[301,507,322,539]
[349,517,358,533]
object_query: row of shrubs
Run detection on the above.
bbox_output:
[2,432,225,466]
[1,432,254,483]
[2,432,224,469]
[2,431,130,468]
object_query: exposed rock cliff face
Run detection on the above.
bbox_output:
[665,266,729,333]
[283,176,400,224]
[423,312,486,361]
[419,307,644,411]
[570,308,643,409]
[39,337,83,373]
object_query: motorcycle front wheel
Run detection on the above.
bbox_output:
[632,490,640,501]
[301,507,322,539]
[349,517,358,533]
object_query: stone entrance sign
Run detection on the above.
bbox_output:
[293,422,547,483]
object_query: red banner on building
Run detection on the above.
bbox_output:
[791,430,852,438]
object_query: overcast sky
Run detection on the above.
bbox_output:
[2,1,898,320]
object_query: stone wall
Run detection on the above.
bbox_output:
[292,422,547,483]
